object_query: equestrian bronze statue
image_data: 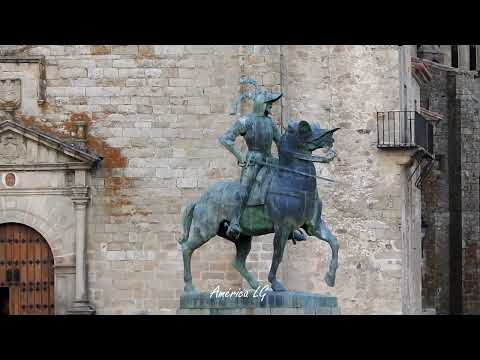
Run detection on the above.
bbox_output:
[219,77,306,243]
[179,77,339,293]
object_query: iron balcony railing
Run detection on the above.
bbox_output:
[377,111,434,157]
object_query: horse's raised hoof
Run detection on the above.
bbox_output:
[324,272,336,287]
[270,280,288,292]
[184,283,197,294]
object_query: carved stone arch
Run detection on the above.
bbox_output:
[0,208,66,264]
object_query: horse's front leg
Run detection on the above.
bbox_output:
[304,218,339,287]
[268,225,291,292]
[233,235,260,290]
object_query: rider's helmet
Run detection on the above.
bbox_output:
[230,76,282,116]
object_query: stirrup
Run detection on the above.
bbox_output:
[292,230,307,244]
[226,222,241,240]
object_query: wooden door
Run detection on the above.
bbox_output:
[0,223,55,315]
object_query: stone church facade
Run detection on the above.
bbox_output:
[0,45,477,315]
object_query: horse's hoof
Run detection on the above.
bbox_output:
[324,273,336,287]
[270,280,288,292]
[226,223,241,240]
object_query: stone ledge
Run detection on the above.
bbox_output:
[178,291,340,315]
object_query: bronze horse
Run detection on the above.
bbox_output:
[179,120,339,293]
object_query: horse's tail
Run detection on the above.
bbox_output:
[179,201,197,244]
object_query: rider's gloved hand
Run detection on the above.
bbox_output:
[325,148,336,161]
[238,153,247,167]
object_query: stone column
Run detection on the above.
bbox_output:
[396,152,423,314]
[439,45,452,67]
[458,45,470,70]
[67,186,95,315]
[399,46,409,112]
[476,45,480,71]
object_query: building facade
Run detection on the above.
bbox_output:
[0,45,477,315]
[415,45,480,314]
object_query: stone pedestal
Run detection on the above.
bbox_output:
[177,291,340,315]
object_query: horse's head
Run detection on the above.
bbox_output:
[285,120,340,154]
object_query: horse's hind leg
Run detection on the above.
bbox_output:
[233,236,260,290]
[268,225,290,292]
[182,225,214,294]
[304,219,339,287]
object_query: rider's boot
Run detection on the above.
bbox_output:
[290,229,307,244]
[226,217,241,240]
[292,229,307,242]
[227,189,248,240]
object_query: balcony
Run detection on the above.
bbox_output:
[377,111,434,158]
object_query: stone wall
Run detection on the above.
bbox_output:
[4,45,409,314]
[421,59,480,314]
[458,73,480,314]
[420,62,452,313]
[280,45,407,314]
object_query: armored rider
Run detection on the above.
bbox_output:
[219,77,306,242]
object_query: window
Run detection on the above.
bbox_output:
[470,45,477,71]
[451,45,458,68]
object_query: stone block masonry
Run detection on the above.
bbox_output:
[420,59,480,314]
[5,45,405,314]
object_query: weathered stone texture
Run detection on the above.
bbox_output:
[178,291,340,315]
[5,45,405,314]
[281,45,403,314]
[421,60,480,314]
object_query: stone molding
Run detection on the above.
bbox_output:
[419,107,443,124]
[411,57,432,86]
[0,119,101,165]
[0,208,62,261]
[0,188,73,196]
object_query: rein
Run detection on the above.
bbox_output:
[254,159,335,183]
[285,150,331,162]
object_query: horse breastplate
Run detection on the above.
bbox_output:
[243,116,273,154]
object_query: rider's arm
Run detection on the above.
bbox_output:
[271,118,282,147]
[218,116,248,164]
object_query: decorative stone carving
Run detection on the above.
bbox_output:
[0,132,26,163]
[0,79,21,111]
[0,120,100,169]
[4,173,16,187]
[0,56,47,113]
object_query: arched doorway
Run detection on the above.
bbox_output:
[0,223,55,315]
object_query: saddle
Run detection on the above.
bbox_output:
[246,158,277,206]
